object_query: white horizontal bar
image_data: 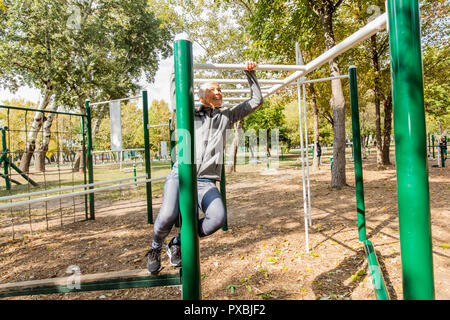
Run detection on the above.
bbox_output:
[194,89,269,94]
[222,97,249,101]
[0,176,167,210]
[298,74,350,85]
[147,124,169,129]
[264,13,387,98]
[0,175,148,202]
[92,148,145,154]
[195,78,285,85]
[89,95,142,106]
[194,63,307,71]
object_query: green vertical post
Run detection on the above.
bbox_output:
[142,91,153,224]
[349,66,366,241]
[174,34,201,300]
[221,154,228,231]
[387,0,434,300]
[85,101,95,220]
[81,117,88,220]
[1,128,10,190]
[427,133,430,156]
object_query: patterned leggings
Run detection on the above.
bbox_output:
[151,167,226,249]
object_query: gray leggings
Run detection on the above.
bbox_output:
[151,167,226,249]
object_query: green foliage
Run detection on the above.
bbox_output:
[243,96,290,148]
[0,0,174,111]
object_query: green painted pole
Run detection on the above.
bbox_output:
[387,0,435,300]
[349,66,366,241]
[221,154,228,231]
[142,91,153,224]
[81,118,88,220]
[85,101,95,220]
[1,127,10,190]
[174,34,201,300]
[364,240,390,300]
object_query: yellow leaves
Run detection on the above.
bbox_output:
[267,256,278,264]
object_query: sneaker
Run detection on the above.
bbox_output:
[166,240,181,267]
[145,248,162,274]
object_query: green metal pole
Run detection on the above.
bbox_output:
[387,0,435,300]
[364,240,390,300]
[81,117,88,220]
[85,101,95,220]
[1,128,10,190]
[142,91,153,224]
[221,154,228,231]
[174,34,201,300]
[349,66,366,242]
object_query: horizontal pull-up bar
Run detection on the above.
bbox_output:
[89,95,142,107]
[264,13,387,98]
[194,88,269,94]
[194,63,307,71]
[294,74,350,85]
[222,97,249,101]
[195,78,284,85]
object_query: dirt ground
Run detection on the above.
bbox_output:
[0,154,448,300]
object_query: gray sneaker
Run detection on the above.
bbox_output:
[145,248,162,274]
[166,241,181,267]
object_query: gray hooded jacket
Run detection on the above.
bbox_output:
[169,69,263,181]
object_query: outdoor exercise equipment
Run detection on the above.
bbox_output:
[0,104,90,237]
[0,0,434,301]
[174,0,434,301]
[0,127,39,189]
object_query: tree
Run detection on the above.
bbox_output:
[243,96,290,156]
[244,0,348,187]
[173,0,259,173]
[421,0,449,134]
[0,0,174,171]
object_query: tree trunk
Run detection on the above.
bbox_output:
[321,11,347,188]
[370,35,384,167]
[35,103,57,172]
[382,93,393,165]
[19,89,52,172]
[308,83,320,171]
[226,120,242,173]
